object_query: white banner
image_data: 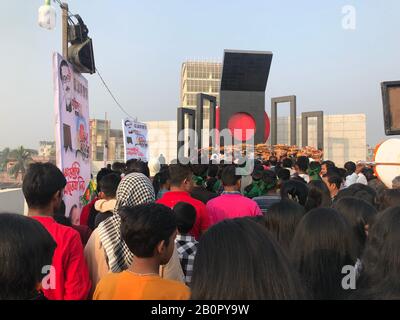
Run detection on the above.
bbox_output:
[53,53,91,224]
[122,118,149,162]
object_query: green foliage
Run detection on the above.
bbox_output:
[2,146,35,179]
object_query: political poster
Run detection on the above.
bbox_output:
[53,53,91,223]
[122,118,149,162]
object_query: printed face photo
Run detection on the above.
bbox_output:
[69,205,81,226]
[60,61,72,112]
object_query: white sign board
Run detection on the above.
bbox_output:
[53,53,91,223]
[122,118,149,162]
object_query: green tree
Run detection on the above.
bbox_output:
[8,146,34,179]
[0,147,10,171]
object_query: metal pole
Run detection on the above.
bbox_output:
[104,112,108,167]
[61,3,69,58]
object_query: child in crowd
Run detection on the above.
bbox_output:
[93,173,121,228]
[93,203,190,300]
[173,202,198,286]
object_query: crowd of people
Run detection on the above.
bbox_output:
[2,155,400,300]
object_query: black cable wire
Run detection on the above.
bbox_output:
[53,0,75,16]
[95,68,136,120]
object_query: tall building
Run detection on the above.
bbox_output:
[89,119,124,162]
[181,61,222,108]
[109,129,125,162]
[268,114,367,167]
[181,61,222,146]
[90,119,110,162]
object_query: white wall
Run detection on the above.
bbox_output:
[0,188,28,215]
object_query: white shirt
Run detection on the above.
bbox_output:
[356,173,368,185]
[344,173,358,188]
[299,173,310,183]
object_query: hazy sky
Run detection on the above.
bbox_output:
[1,0,399,150]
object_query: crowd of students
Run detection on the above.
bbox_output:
[2,155,400,300]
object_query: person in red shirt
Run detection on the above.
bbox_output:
[157,163,209,239]
[23,163,91,300]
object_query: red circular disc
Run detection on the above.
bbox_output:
[228,112,256,141]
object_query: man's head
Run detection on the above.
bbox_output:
[23,163,66,213]
[355,163,365,174]
[392,176,400,189]
[251,164,265,181]
[322,171,342,197]
[221,165,241,190]
[262,170,278,191]
[277,168,291,182]
[99,173,121,200]
[96,168,113,193]
[295,156,309,174]
[173,202,197,235]
[120,203,177,265]
[344,161,356,174]
[207,164,219,178]
[282,158,293,169]
[168,163,193,192]
[363,168,376,182]
[269,156,278,167]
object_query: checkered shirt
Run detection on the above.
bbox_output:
[175,234,198,285]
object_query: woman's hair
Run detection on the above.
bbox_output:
[0,213,56,300]
[304,180,332,212]
[333,197,377,258]
[191,218,305,300]
[379,189,400,211]
[355,207,400,299]
[335,183,377,209]
[291,208,356,300]
[280,180,309,206]
[261,199,305,252]
[152,167,170,196]
[125,159,150,178]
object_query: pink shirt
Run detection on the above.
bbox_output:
[206,192,262,226]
